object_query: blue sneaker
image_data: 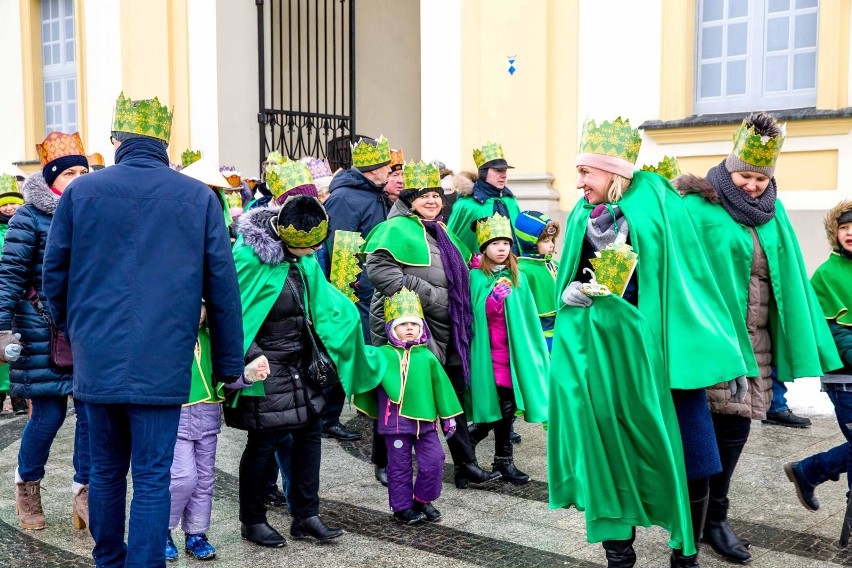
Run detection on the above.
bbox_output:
[185,532,217,560]
[165,532,178,562]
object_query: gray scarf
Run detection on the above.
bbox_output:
[707,160,776,227]
[586,204,629,252]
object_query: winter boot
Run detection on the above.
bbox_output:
[602,528,636,567]
[11,397,27,416]
[671,487,709,567]
[453,461,501,489]
[509,416,522,444]
[492,455,530,485]
[16,480,45,530]
[72,484,89,529]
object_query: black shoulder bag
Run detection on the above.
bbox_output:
[286,278,339,390]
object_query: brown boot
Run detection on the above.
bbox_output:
[72,485,89,529]
[16,481,45,530]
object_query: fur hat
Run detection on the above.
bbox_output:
[825,199,852,249]
[276,195,329,248]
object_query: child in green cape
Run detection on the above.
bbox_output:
[514,210,559,352]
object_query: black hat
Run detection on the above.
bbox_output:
[276,195,329,248]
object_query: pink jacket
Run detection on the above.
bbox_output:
[485,294,512,388]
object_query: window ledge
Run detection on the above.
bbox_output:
[640,107,852,144]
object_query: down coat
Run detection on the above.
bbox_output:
[0,173,72,398]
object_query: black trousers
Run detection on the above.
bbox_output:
[239,413,322,524]
[708,413,751,522]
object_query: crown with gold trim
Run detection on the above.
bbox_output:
[277,196,329,248]
[0,174,24,206]
[384,288,424,323]
[731,119,786,169]
[475,213,514,250]
[389,148,405,171]
[641,156,681,180]
[112,92,174,142]
[266,161,316,201]
[351,136,391,169]
[181,149,202,168]
[473,141,509,169]
[402,160,441,190]
[36,132,86,166]
[579,117,642,165]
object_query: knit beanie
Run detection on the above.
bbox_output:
[839,210,852,226]
[44,155,89,187]
[515,210,558,255]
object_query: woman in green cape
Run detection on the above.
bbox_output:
[675,112,841,563]
[548,117,747,568]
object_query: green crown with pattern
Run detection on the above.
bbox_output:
[277,219,329,248]
[181,149,202,168]
[112,92,174,142]
[579,117,642,165]
[384,288,424,323]
[266,161,315,200]
[641,155,681,180]
[473,141,506,169]
[402,160,441,190]
[0,174,20,196]
[731,121,786,168]
[351,136,391,169]
[476,213,513,249]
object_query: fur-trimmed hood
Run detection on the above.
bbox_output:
[22,172,60,215]
[825,199,852,249]
[444,172,476,197]
[672,173,719,204]
[235,205,286,265]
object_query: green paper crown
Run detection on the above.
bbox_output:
[112,92,174,142]
[589,243,639,298]
[731,120,786,168]
[0,174,20,195]
[266,151,287,165]
[277,219,328,248]
[473,141,506,169]
[182,149,202,168]
[384,288,424,323]
[329,230,365,302]
[641,155,681,180]
[402,160,441,189]
[351,136,391,169]
[266,161,315,200]
[476,213,513,249]
[579,117,642,165]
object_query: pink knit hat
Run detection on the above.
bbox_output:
[575,153,635,179]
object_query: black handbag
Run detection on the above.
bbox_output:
[286,278,339,390]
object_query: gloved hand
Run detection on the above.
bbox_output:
[0,331,22,363]
[728,375,749,403]
[244,355,270,383]
[490,282,512,303]
[562,281,593,308]
[442,417,457,440]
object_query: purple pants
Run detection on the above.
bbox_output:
[384,430,445,512]
[169,404,221,533]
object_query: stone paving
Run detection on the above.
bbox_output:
[0,401,851,567]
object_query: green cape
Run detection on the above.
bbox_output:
[811,252,852,326]
[554,171,747,389]
[547,294,694,554]
[187,326,224,405]
[467,268,549,423]
[446,195,520,254]
[230,237,387,400]
[682,196,842,379]
[352,344,463,421]
[518,257,558,317]
[362,215,471,265]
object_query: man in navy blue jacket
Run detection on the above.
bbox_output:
[42,93,244,568]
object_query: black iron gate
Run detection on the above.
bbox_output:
[256,0,355,171]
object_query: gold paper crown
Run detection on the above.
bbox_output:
[351,136,391,169]
[86,153,105,168]
[266,161,315,200]
[731,120,786,168]
[182,149,202,168]
[389,148,405,170]
[641,156,681,180]
[579,117,642,165]
[36,132,86,166]
[329,230,365,302]
[402,160,441,190]
[473,141,506,169]
[0,175,23,206]
[277,219,328,248]
[112,92,174,142]
[476,213,514,249]
[384,288,424,323]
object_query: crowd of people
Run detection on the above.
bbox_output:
[0,93,849,568]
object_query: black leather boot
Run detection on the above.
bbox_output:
[671,486,709,567]
[602,528,636,567]
[290,515,344,541]
[703,519,751,563]
[492,455,530,485]
[453,461,501,489]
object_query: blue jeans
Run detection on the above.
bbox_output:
[86,403,181,568]
[18,396,90,484]
[800,386,852,490]
[769,376,790,414]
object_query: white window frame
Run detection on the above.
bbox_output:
[41,0,77,135]
[694,0,819,115]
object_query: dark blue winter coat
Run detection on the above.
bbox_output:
[42,138,245,405]
[0,173,72,398]
[323,167,391,304]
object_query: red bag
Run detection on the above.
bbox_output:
[28,288,73,369]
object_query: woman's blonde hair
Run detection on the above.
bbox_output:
[607,174,632,203]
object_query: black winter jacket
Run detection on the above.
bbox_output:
[0,173,71,398]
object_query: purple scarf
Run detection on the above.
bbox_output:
[423,219,473,384]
